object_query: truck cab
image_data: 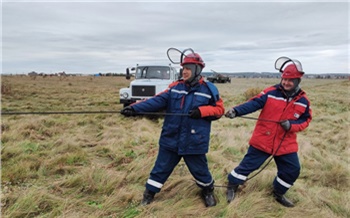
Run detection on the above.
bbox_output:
[119,64,179,107]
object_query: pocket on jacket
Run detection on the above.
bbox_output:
[170,92,184,110]
[193,92,211,107]
[187,125,210,150]
[289,104,306,120]
[160,123,179,147]
[252,124,274,145]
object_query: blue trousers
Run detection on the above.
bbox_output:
[145,147,214,193]
[228,146,300,194]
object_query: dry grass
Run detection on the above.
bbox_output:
[1,75,349,218]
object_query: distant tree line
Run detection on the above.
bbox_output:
[21,71,128,77]
[95,73,126,77]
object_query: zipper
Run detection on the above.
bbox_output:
[272,94,289,154]
[180,95,185,109]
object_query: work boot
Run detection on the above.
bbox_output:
[141,189,155,206]
[273,190,294,207]
[226,183,239,203]
[201,187,217,207]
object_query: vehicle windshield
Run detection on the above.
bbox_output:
[135,66,170,79]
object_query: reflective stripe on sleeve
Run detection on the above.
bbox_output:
[276,176,292,188]
[231,170,247,181]
[147,179,163,189]
[294,102,307,108]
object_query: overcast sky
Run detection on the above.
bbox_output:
[2,1,349,75]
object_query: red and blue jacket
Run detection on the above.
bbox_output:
[233,84,312,156]
[131,78,225,155]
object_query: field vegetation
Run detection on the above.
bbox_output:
[1,76,349,218]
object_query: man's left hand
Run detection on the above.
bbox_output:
[280,120,291,131]
[189,108,201,119]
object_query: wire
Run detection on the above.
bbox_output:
[244,131,287,181]
[2,108,285,186]
[2,111,278,122]
[238,116,281,123]
[1,110,190,116]
[195,131,287,189]
[135,112,190,116]
[1,111,120,115]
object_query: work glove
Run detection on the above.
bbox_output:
[280,120,291,131]
[225,108,236,119]
[121,106,136,117]
[189,108,201,119]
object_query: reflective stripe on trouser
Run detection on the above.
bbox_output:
[183,154,214,189]
[273,152,300,194]
[146,147,214,193]
[228,145,270,185]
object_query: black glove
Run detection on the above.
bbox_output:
[121,106,136,117]
[280,120,291,131]
[225,108,236,119]
[189,108,201,119]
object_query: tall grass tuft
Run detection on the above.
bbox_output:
[1,79,12,95]
[242,87,263,100]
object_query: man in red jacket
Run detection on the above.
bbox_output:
[225,57,312,207]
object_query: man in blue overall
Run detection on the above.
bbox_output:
[121,51,224,207]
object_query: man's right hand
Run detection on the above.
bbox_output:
[225,108,236,119]
[121,106,136,117]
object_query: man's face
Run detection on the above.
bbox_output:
[182,66,192,81]
[281,78,296,91]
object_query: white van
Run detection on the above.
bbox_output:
[119,65,179,107]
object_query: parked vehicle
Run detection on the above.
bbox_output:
[206,70,231,83]
[119,64,179,107]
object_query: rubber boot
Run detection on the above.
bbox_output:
[141,189,155,206]
[273,190,294,207]
[201,186,217,207]
[226,183,239,203]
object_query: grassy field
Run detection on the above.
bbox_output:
[1,76,349,218]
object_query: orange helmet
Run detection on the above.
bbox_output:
[275,56,304,79]
[281,64,304,79]
[180,53,205,68]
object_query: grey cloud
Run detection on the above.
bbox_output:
[2,1,349,74]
